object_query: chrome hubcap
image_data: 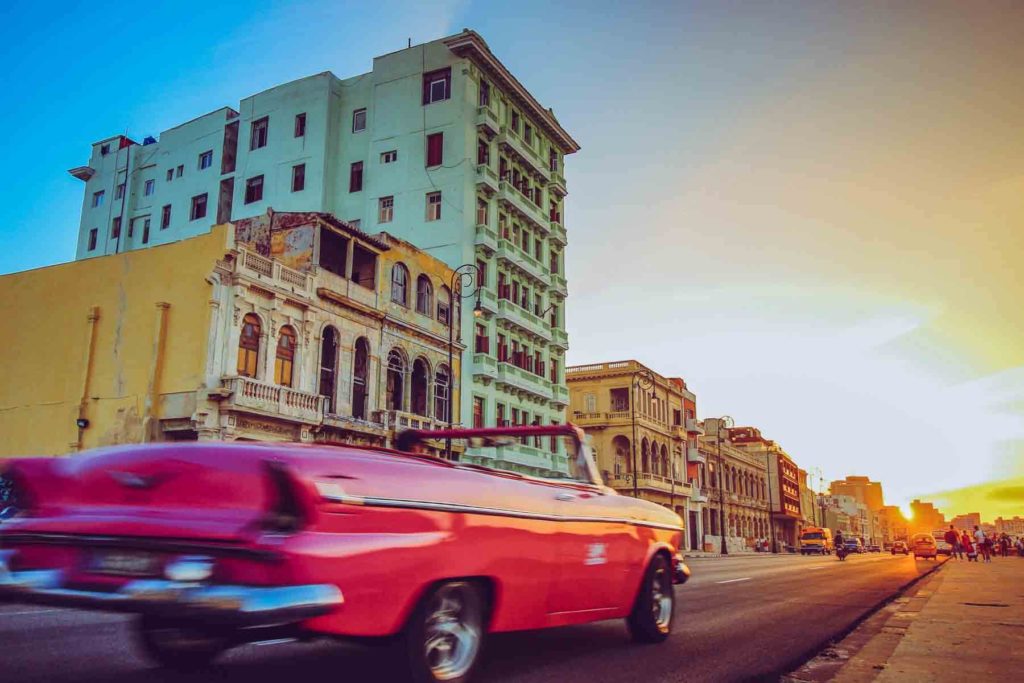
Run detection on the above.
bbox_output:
[651,562,674,632]
[423,584,481,680]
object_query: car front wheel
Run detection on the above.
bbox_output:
[136,615,230,670]
[627,553,675,643]
[403,581,486,683]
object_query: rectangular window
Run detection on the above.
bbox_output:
[111,217,121,239]
[549,149,559,173]
[144,179,155,196]
[476,198,488,226]
[534,238,543,261]
[250,116,269,150]
[378,196,393,223]
[142,218,151,244]
[114,183,125,200]
[496,403,506,427]
[349,161,363,192]
[352,108,366,133]
[294,112,306,137]
[422,67,452,105]
[550,251,559,274]
[479,80,490,107]
[166,169,173,182]
[176,164,184,178]
[473,396,485,429]
[426,191,441,221]
[426,132,444,167]
[92,190,104,207]
[244,175,264,204]
[190,194,207,221]
[476,259,487,287]
[87,228,97,251]
[523,124,533,145]
[292,164,305,192]
[475,324,489,354]
[161,204,172,229]
[198,150,213,170]
[511,110,520,133]
[380,150,397,164]
[477,138,489,166]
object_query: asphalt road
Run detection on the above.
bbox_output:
[0,552,943,683]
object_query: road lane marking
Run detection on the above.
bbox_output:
[2,609,62,616]
[716,577,752,584]
[808,566,826,570]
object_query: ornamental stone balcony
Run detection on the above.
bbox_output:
[221,375,324,424]
[496,299,552,342]
[685,417,704,434]
[551,384,569,406]
[473,353,498,383]
[550,273,568,297]
[550,220,567,246]
[475,163,499,196]
[236,248,314,297]
[496,239,547,285]
[551,328,569,351]
[476,105,500,138]
[497,127,549,181]
[475,221,498,253]
[687,446,705,464]
[477,287,498,316]
[379,410,443,431]
[606,473,692,496]
[496,361,551,402]
[549,169,567,197]
[497,181,547,232]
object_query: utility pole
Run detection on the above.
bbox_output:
[712,416,734,555]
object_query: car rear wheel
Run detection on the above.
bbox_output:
[627,553,674,644]
[402,580,486,683]
[136,615,230,670]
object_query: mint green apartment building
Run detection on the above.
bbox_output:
[68,30,578,474]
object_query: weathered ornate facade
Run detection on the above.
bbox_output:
[699,421,772,553]
[191,211,462,449]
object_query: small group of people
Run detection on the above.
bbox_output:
[753,538,772,552]
[943,525,1023,563]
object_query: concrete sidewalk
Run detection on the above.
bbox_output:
[815,556,1024,681]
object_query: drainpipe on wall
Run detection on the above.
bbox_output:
[142,302,171,442]
[74,306,101,452]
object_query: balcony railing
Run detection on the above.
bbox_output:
[497,127,549,181]
[551,328,569,350]
[222,375,324,423]
[473,353,498,382]
[478,287,498,315]
[551,384,569,406]
[496,298,552,341]
[496,361,551,401]
[497,180,547,232]
[685,417,704,434]
[236,248,313,295]
[606,474,692,495]
[475,221,498,252]
[550,273,568,296]
[549,169,567,196]
[476,106,500,137]
[496,239,547,284]
[379,410,442,431]
[687,446,705,464]
[550,220,567,246]
[475,163,499,196]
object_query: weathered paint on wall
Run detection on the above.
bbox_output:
[0,226,230,458]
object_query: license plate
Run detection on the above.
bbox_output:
[90,550,161,577]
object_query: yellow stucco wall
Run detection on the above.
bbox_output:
[0,226,229,458]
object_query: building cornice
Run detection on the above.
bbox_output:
[444,31,581,155]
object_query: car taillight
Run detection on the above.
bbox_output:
[261,460,315,533]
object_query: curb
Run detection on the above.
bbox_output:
[771,558,949,683]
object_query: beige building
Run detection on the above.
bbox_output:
[994,516,1024,536]
[829,476,885,512]
[699,420,772,553]
[566,360,701,543]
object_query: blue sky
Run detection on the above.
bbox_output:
[2,1,1022,517]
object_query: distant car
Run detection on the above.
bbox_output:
[867,544,881,553]
[911,533,938,560]
[0,425,688,681]
[891,541,909,555]
[843,538,864,554]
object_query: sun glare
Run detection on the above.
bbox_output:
[900,504,914,520]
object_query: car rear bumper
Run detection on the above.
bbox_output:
[0,552,342,626]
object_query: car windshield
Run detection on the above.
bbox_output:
[801,532,825,540]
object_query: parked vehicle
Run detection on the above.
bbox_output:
[799,526,833,555]
[931,531,953,556]
[911,533,938,560]
[867,544,881,552]
[891,540,909,555]
[0,425,688,682]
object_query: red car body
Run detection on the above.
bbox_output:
[0,425,686,678]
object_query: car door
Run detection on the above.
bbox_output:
[547,484,636,616]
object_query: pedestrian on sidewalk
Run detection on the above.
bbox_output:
[974,525,991,563]
[961,531,977,562]
[944,525,962,560]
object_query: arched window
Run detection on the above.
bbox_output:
[611,435,630,475]
[641,438,650,473]
[661,444,669,479]
[410,357,429,416]
[391,263,409,306]
[237,313,261,377]
[386,349,406,411]
[437,286,452,326]
[415,275,433,316]
[274,326,297,387]
[319,327,338,413]
[351,337,370,420]
[434,365,451,422]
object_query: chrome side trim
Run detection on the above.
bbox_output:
[0,533,281,562]
[325,493,684,533]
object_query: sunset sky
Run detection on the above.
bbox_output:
[0,1,1020,519]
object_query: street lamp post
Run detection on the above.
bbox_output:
[764,444,778,554]
[713,416,734,555]
[446,263,482,461]
[629,367,655,499]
